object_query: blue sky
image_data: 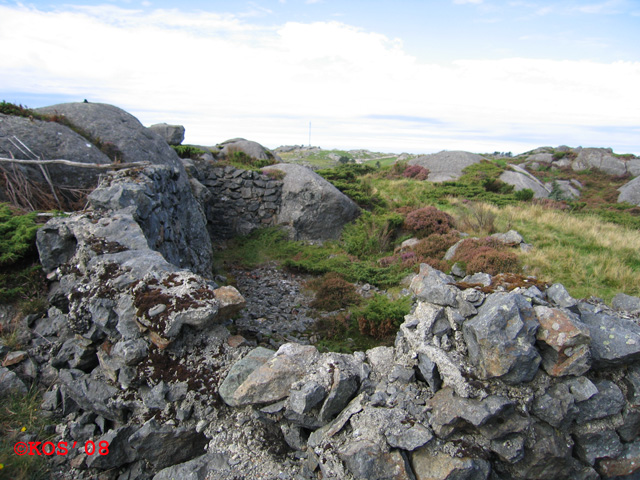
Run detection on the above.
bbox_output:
[1,0,639,154]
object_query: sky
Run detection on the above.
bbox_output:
[1,0,639,155]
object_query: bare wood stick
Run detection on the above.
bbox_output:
[0,157,150,170]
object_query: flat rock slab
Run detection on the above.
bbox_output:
[219,347,275,407]
[230,343,319,406]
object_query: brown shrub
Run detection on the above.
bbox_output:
[411,232,460,259]
[358,315,397,339]
[404,206,455,238]
[310,272,360,311]
[402,165,430,180]
[452,238,520,276]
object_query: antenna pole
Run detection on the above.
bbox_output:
[308,122,311,147]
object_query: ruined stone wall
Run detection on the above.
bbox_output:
[196,166,283,240]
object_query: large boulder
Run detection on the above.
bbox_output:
[36,103,184,173]
[218,138,281,162]
[264,163,360,241]
[0,113,111,194]
[499,165,550,198]
[149,123,185,146]
[618,176,640,205]
[571,148,627,176]
[408,151,485,182]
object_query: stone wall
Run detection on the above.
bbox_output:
[194,165,283,240]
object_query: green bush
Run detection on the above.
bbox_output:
[317,164,384,209]
[0,204,39,266]
[172,145,206,159]
[514,189,535,201]
[342,212,403,259]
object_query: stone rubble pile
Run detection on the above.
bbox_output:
[214,263,640,480]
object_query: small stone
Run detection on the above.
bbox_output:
[535,306,591,376]
[546,283,578,309]
[226,335,249,348]
[148,304,167,317]
[2,350,27,367]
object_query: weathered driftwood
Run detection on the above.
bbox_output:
[0,157,150,170]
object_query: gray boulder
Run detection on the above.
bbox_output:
[148,123,185,146]
[128,419,208,470]
[0,113,111,194]
[462,293,541,384]
[36,103,184,173]
[265,163,360,241]
[618,176,640,205]
[218,138,280,162]
[87,165,213,277]
[0,366,28,397]
[580,312,640,367]
[612,293,640,314]
[572,148,627,176]
[408,151,485,182]
[499,165,550,198]
[219,347,275,407]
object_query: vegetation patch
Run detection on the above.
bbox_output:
[403,206,455,238]
[309,273,360,311]
[451,237,520,276]
[0,387,54,480]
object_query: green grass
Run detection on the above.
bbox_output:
[0,387,55,480]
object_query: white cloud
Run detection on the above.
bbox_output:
[0,4,638,154]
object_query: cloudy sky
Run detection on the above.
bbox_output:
[1,0,639,155]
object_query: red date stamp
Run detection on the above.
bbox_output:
[14,440,110,456]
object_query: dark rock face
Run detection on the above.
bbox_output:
[463,293,541,384]
[88,165,213,277]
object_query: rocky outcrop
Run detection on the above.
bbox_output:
[618,176,640,205]
[265,163,361,241]
[521,146,640,178]
[408,151,485,182]
[218,138,281,162]
[0,112,111,192]
[209,267,640,480]
[36,103,185,174]
[148,123,185,146]
[499,164,550,198]
[87,165,213,277]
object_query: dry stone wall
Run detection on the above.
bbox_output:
[191,164,282,240]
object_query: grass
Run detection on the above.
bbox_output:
[0,387,55,480]
[456,202,640,302]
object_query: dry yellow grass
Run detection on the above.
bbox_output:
[449,202,640,302]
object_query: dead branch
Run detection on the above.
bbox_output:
[0,157,150,170]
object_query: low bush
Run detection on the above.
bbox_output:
[402,165,430,180]
[514,189,535,201]
[172,145,206,159]
[451,237,520,276]
[354,294,412,339]
[411,232,460,260]
[456,202,498,235]
[310,273,360,311]
[404,206,455,238]
[342,212,404,259]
